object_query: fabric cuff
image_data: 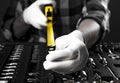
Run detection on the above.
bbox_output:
[76,16,107,45]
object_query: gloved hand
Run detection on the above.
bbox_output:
[43,30,89,74]
[23,0,55,29]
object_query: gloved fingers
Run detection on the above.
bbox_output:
[43,57,80,74]
[55,35,70,50]
[35,9,47,23]
[25,13,47,29]
[32,15,47,28]
[55,36,83,51]
[44,47,89,74]
[67,38,84,52]
[46,49,78,61]
[33,0,56,7]
[30,21,45,29]
[28,4,47,23]
[51,38,83,61]
[23,6,47,29]
[55,35,84,50]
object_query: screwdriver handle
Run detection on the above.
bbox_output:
[44,5,55,51]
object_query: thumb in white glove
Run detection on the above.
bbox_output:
[23,0,56,29]
[43,30,89,74]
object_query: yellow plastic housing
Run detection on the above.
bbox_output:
[45,6,55,47]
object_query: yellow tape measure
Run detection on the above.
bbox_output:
[45,5,55,51]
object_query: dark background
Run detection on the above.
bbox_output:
[103,0,120,42]
[0,0,120,42]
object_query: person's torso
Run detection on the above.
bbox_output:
[2,0,84,42]
[54,0,84,37]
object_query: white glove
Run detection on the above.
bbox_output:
[23,0,56,29]
[43,30,89,74]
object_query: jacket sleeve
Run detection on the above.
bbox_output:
[3,15,32,41]
[77,0,110,42]
[2,1,31,41]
